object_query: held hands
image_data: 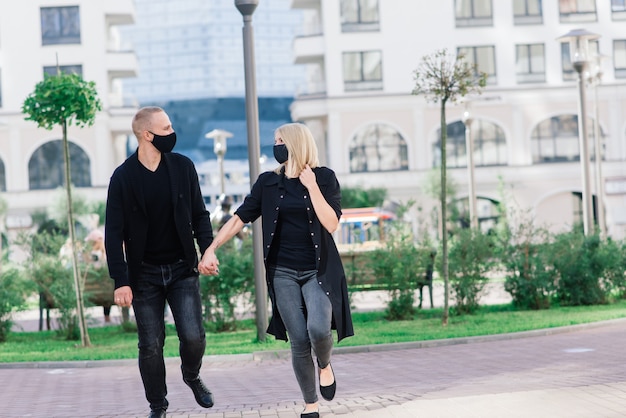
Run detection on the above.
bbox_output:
[299,164,317,190]
[198,249,220,276]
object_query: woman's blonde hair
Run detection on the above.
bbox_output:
[273,123,320,177]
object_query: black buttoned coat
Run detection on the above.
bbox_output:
[235,167,354,342]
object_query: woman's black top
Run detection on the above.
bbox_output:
[267,176,316,270]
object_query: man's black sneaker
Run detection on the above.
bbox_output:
[183,376,214,408]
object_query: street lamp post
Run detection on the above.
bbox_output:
[205,128,233,196]
[235,0,267,341]
[462,101,478,229]
[590,54,608,239]
[557,28,600,236]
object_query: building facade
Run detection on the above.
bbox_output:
[290,0,626,238]
[0,0,137,228]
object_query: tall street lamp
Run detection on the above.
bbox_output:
[589,54,608,238]
[235,0,267,341]
[557,28,600,236]
[462,100,478,229]
[205,128,232,196]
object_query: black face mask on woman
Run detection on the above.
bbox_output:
[273,144,288,164]
[150,131,177,153]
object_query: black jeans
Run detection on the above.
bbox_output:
[133,260,206,411]
[271,265,333,404]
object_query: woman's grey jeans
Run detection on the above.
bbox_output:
[270,265,333,404]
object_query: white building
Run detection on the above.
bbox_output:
[0,0,137,228]
[290,0,626,238]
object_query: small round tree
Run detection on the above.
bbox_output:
[22,71,102,346]
[412,49,486,326]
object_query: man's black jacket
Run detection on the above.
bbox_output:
[105,151,213,290]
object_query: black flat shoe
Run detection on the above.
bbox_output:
[301,412,319,418]
[319,363,336,401]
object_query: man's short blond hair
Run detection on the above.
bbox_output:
[131,106,164,139]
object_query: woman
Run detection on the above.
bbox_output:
[199,123,353,418]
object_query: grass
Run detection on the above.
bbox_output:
[3,300,626,363]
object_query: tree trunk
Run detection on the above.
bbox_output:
[440,100,449,326]
[63,119,91,346]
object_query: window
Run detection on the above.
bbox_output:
[516,44,546,83]
[613,0,626,20]
[349,123,408,173]
[29,140,91,190]
[455,0,493,27]
[342,51,383,92]
[41,6,80,45]
[513,0,543,24]
[452,197,501,232]
[614,40,626,78]
[43,65,83,77]
[457,46,497,84]
[560,40,598,81]
[559,0,597,23]
[341,0,380,32]
[530,114,603,163]
[433,120,507,168]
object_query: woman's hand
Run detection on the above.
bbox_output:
[299,164,317,190]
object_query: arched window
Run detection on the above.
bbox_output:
[433,120,507,168]
[530,114,604,163]
[452,196,501,233]
[349,123,408,173]
[29,140,91,190]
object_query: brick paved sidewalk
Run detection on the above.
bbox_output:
[2,318,626,418]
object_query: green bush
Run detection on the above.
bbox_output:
[493,208,555,310]
[32,255,78,340]
[368,204,432,320]
[601,239,626,299]
[447,228,494,314]
[502,239,554,310]
[0,267,34,342]
[200,237,255,332]
[550,232,624,306]
[370,241,421,320]
[341,187,387,209]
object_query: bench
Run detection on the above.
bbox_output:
[339,243,435,309]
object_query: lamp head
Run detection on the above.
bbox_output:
[557,28,600,65]
[205,129,233,156]
[235,0,259,16]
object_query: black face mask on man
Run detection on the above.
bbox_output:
[150,131,177,153]
[273,144,288,164]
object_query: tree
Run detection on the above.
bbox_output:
[22,72,102,346]
[342,186,387,208]
[412,49,486,325]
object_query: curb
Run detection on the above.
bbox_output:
[4,316,625,369]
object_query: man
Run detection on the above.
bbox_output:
[105,106,218,418]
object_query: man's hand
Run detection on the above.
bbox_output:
[114,286,133,308]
